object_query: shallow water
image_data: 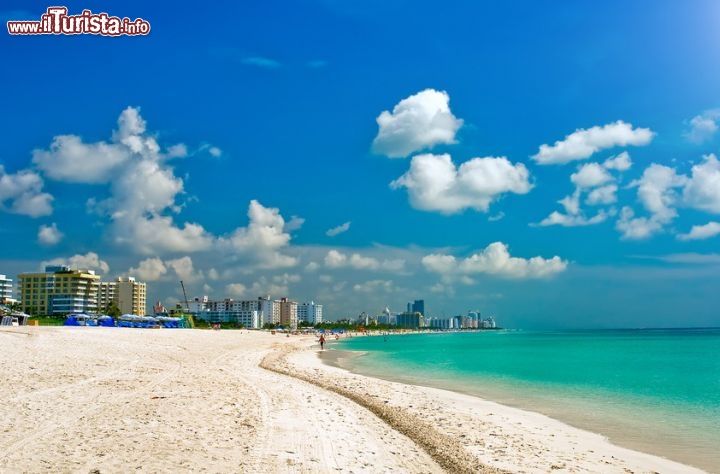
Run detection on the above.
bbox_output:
[334,329,720,472]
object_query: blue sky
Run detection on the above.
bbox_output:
[2,0,720,328]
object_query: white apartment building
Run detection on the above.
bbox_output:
[297,301,323,325]
[190,296,280,329]
[98,276,147,315]
[0,274,13,303]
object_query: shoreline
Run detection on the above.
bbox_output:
[1,327,706,473]
[321,330,720,473]
[305,341,707,473]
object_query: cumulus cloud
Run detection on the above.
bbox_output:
[570,162,613,189]
[684,110,720,144]
[114,215,213,255]
[537,210,611,227]
[603,151,632,171]
[129,257,167,281]
[683,154,720,213]
[33,135,131,183]
[532,121,654,165]
[677,222,720,241]
[586,185,618,206]
[323,249,405,272]
[391,153,532,214]
[422,242,568,279]
[37,223,63,245]
[326,221,351,237]
[537,158,626,227]
[219,200,298,269]
[224,276,290,300]
[284,215,305,232]
[166,256,196,282]
[615,207,665,240]
[372,89,463,158]
[33,107,214,255]
[0,166,53,217]
[42,252,110,275]
[613,164,687,240]
[633,163,687,222]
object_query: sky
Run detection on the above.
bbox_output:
[2,0,720,328]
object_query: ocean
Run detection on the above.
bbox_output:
[333,328,720,472]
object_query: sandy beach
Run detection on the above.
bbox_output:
[0,327,705,473]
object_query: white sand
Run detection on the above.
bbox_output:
[0,327,705,473]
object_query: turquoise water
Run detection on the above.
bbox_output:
[334,329,720,472]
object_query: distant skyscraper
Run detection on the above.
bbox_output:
[412,299,425,316]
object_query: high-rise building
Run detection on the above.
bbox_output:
[19,266,100,316]
[297,301,323,324]
[278,297,298,328]
[0,274,13,303]
[412,299,425,316]
[98,277,147,315]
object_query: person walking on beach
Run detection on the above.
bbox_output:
[319,334,326,350]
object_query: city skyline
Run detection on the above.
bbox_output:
[2,1,720,328]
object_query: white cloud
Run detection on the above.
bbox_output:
[322,249,405,272]
[167,143,188,158]
[166,256,196,282]
[33,135,131,183]
[633,163,687,222]
[129,257,167,281]
[324,250,378,270]
[114,215,213,255]
[571,163,613,188]
[326,221,351,237]
[613,164,687,239]
[684,110,720,144]
[42,252,110,275]
[532,121,654,165]
[677,222,720,241]
[34,107,214,255]
[219,200,298,269]
[537,210,610,227]
[372,89,463,158]
[537,161,622,228]
[682,154,720,213]
[273,273,301,285]
[390,153,532,214]
[615,207,665,240]
[353,280,395,293]
[558,190,581,215]
[603,151,632,171]
[305,262,320,272]
[422,242,568,279]
[225,283,248,298]
[0,166,53,217]
[488,211,505,222]
[37,223,63,245]
[284,215,305,232]
[586,185,618,206]
[208,146,222,157]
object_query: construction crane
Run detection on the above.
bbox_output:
[179,280,190,311]
[179,280,195,328]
